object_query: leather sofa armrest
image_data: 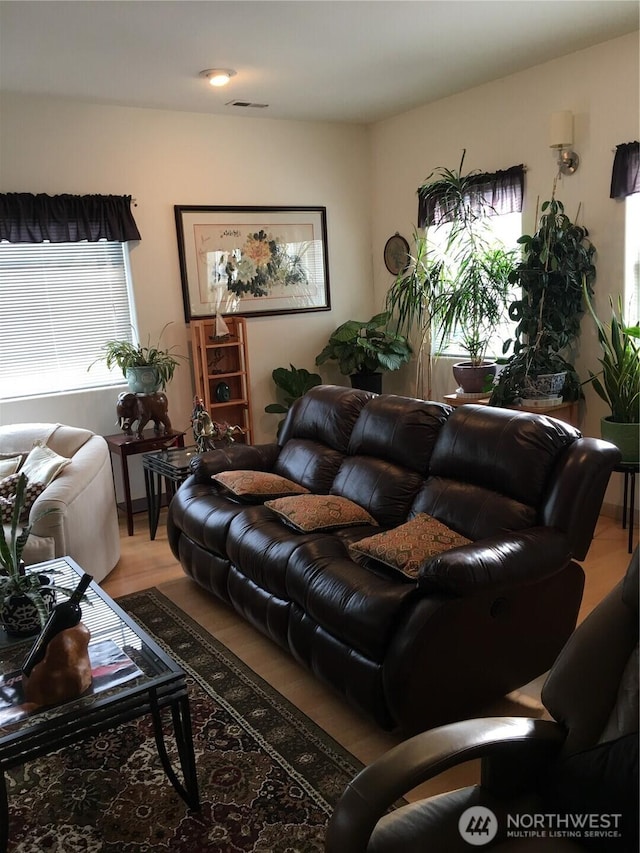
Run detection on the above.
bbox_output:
[325,717,565,853]
[418,527,572,595]
[190,442,281,483]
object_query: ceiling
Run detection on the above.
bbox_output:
[0,1,638,124]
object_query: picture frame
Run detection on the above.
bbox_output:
[174,205,331,321]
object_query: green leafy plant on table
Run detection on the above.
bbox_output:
[264,365,322,435]
[315,312,412,389]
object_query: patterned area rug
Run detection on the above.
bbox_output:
[5,589,362,852]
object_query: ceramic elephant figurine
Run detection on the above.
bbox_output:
[116,392,172,438]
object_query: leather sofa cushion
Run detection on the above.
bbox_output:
[349,513,471,580]
[278,384,373,453]
[332,456,425,528]
[265,494,377,532]
[411,477,536,541]
[273,439,345,493]
[429,405,578,509]
[347,395,451,474]
[286,538,420,660]
[212,470,309,502]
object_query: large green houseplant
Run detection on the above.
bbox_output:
[583,283,640,462]
[315,312,412,393]
[0,473,77,634]
[491,192,596,406]
[90,323,187,393]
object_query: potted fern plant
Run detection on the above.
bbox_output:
[0,473,78,635]
[583,283,640,463]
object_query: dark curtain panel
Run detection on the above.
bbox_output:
[0,193,141,242]
[610,142,640,199]
[418,164,525,228]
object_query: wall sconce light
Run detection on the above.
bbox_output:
[200,68,237,87]
[549,110,579,175]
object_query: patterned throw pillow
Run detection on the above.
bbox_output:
[264,494,378,533]
[349,513,471,580]
[212,470,309,502]
[0,473,47,523]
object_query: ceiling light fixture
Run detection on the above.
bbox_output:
[200,68,237,88]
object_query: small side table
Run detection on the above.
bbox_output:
[104,430,185,536]
[143,445,200,540]
[613,462,639,554]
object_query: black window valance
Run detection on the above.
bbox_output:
[418,164,525,228]
[610,142,640,199]
[0,193,141,243]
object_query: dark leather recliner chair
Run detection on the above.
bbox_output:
[326,548,639,852]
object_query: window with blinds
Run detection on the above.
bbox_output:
[430,210,522,359]
[0,241,135,399]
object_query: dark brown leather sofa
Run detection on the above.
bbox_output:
[167,385,620,736]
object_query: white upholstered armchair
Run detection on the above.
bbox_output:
[0,423,120,583]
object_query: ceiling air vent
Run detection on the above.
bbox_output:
[225,100,269,109]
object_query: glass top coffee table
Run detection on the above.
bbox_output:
[0,556,199,851]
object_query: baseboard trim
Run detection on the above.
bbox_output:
[601,500,639,525]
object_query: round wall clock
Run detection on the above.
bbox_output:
[383,233,410,275]
[215,381,231,402]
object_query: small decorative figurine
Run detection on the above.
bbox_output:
[191,396,243,452]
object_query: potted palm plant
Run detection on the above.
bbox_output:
[583,283,639,462]
[0,473,77,635]
[386,232,441,399]
[386,154,516,396]
[315,312,412,393]
[491,191,596,407]
[90,323,187,393]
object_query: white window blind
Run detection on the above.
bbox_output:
[0,241,135,399]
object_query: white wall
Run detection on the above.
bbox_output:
[370,32,639,515]
[0,96,374,497]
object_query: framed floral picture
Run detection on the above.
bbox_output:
[174,206,331,321]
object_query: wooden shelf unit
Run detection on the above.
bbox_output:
[190,316,253,444]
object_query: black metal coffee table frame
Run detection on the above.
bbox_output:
[143,445,201,540]
[0,557,199,851]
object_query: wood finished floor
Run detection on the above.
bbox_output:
[102,509,633,800]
